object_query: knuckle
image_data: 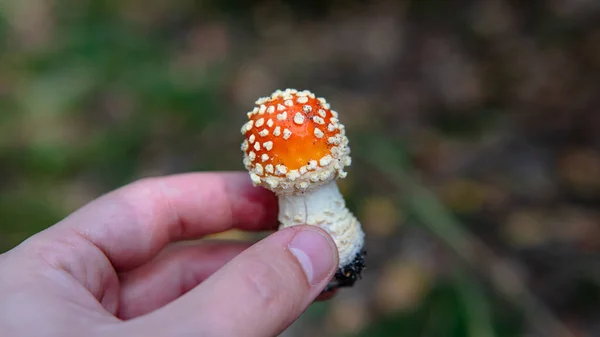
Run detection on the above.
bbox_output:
[238,256,301,313]
[121,177,162,203]
[117,177,167,228]
[26,235,70,269]
[242,261,285,308]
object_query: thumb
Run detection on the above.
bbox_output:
[122,225,338,337]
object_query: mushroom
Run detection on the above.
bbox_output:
[240,88,365,290]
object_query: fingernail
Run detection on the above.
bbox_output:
[289,229,336,286]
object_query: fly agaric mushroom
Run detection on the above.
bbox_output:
[240,88,365,290]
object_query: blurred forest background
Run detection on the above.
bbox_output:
[1,0,600,336]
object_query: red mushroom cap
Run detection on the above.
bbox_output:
[241,89,351,194]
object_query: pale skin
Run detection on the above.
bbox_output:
[0,172,339,337]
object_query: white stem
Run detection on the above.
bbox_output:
[277,180,365,268]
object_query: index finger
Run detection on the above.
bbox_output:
[49,172,278,270]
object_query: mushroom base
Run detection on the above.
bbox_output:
[323,249,366,293]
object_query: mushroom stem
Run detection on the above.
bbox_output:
[277,180,364,268]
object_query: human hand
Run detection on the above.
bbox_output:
[0,172,339,337]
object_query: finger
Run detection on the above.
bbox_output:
[46,172,278,271]
[118,240,252,319]
[122,226,338,337]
